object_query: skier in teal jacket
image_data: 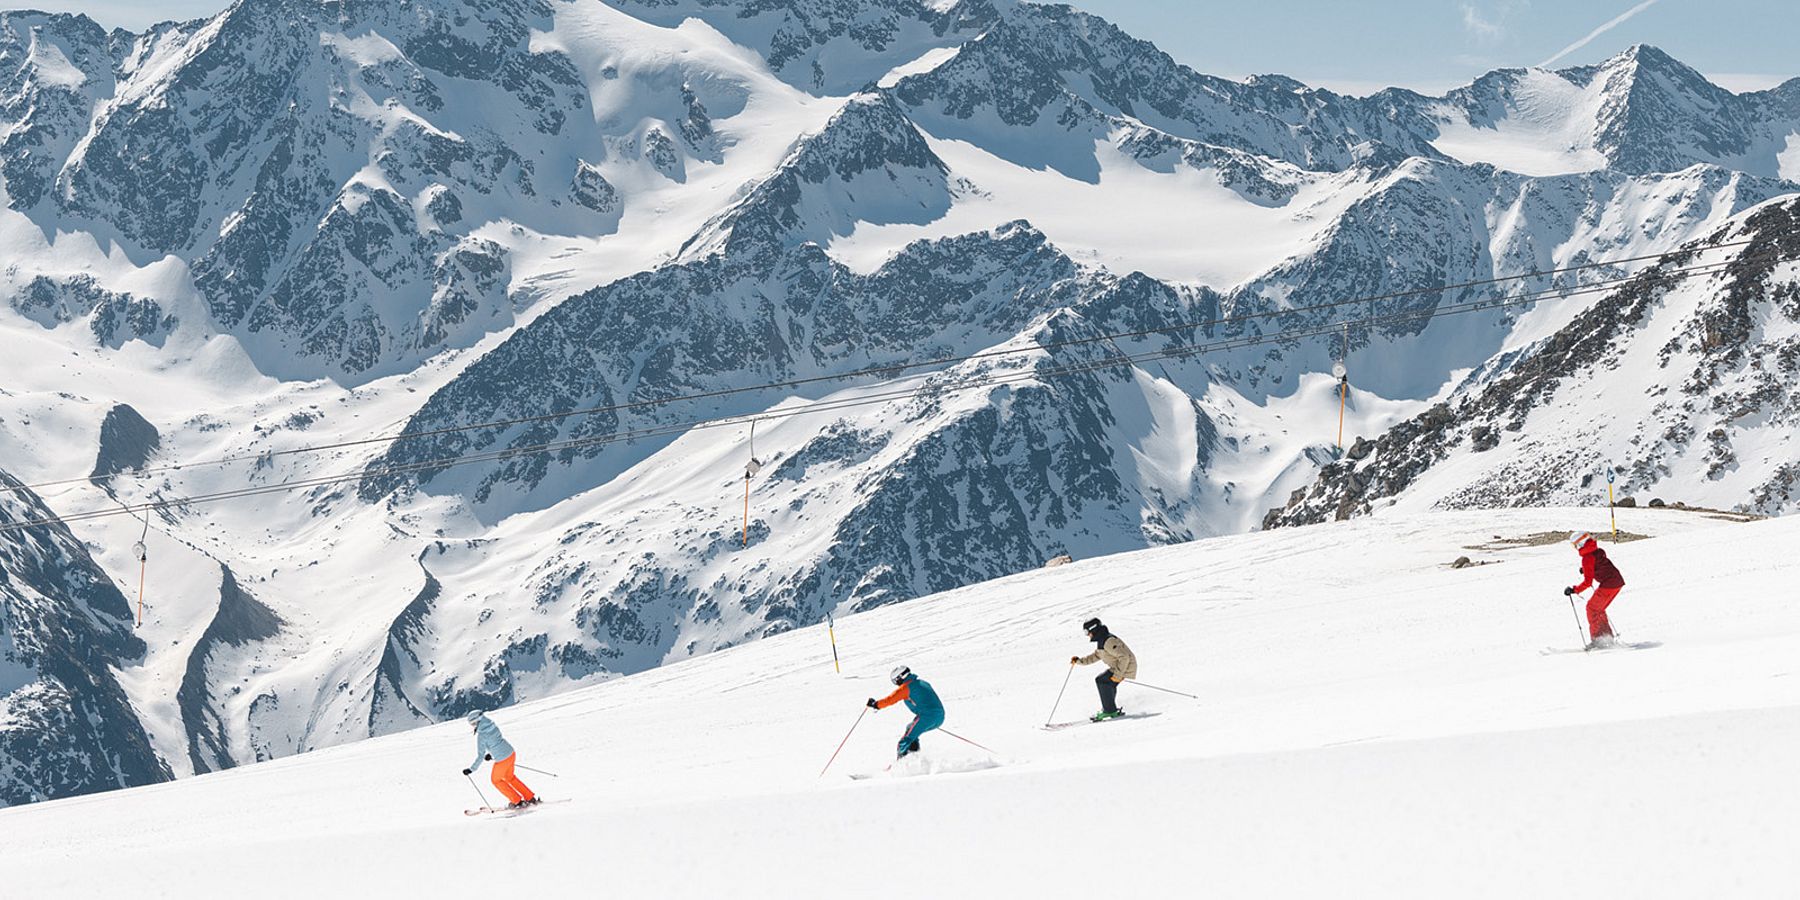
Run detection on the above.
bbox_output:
[867,666,944,757]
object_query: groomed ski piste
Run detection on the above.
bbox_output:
[5,507,1797,898]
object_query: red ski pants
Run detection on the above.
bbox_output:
[490,753,535,804]
[1586,587,1621,640]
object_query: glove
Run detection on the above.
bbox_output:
[1111,675,1123,683]
[866,698,879,710]
[1069,656,1080,665]
[1563,587,1575,597]
[462,768,472,776]
[484,753,492,760]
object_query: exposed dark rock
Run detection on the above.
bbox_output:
[178,565,283,773]
[1469,425,1499,452]
[91,404,161,480]
[571,161,619,213]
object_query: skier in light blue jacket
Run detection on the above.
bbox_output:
[462,711,537,809]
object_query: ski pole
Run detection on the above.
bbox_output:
[819,707,868,778]
[939,729,1000,756]
[1046,662,1075,725]
[516,764,559,778]
[1124,680,1199,700]
[1565,590,1588,648]
[464,772,492,809]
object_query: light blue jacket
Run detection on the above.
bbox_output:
[469,714,515,770]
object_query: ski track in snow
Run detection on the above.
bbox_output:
[2,507,1796,898]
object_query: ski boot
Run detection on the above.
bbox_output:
[1091,709,1125,723]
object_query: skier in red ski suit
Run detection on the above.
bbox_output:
[1564,531,1625,646]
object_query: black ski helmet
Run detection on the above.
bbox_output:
[1082,617,1103,633]
[889,665,912,685]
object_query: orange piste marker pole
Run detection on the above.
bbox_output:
[1337,378,1347,449]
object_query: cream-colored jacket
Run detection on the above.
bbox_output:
[1077,635,1138,680]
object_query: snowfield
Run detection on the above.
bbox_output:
[3,506,1795,898]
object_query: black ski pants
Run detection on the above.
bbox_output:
[1095,669,1120,713]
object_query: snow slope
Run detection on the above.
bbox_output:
[3,506,1795,898]
[3,0,1799,804]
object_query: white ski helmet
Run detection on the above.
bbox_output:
[889,665,911,685]
[465,710,484,726]
[1568,531,1592,548]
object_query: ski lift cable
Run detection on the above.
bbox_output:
[0,248,1769,536]
[0,235,1765,498]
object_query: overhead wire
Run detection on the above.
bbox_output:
[1,242,1777,536]
[0,234,1763,499]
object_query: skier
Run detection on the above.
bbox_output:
[1565,531,1626,649]
[1071,617,1137,722]
[867,666,944,758]
[461,711,539,810]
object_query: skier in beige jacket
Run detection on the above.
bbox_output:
[1070,617,1137,722]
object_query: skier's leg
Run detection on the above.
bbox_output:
[915,709,944,743]
[490,754,526,804]
[506,757,536,802]
[897,716,921,757]
[1095,670,1120,713]
[1587,587,1619,639]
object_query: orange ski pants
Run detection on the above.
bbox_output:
[490,753,535,804]
[1587,587,1621,640]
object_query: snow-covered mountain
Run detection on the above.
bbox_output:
[1,0,1798,804]
[0,468,169,804]
[1267,196,1800,526]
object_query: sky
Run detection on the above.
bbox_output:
[22,0,1797,96]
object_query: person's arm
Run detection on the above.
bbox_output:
[1073,649,1100,665]
[872,682,911,710]
[1571,553,1596,593]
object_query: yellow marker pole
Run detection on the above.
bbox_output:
[827,614,841,674]
[1606,469,1618,540]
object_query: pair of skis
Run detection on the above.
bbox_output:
[1539,639,1661,656]
[1040,711,1161,731]
[464,798,568,817]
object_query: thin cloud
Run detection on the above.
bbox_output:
[1462,4,1506,43]
[1537,0,1661,68]
[1705,73,1790,94]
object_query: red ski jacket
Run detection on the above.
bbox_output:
[1572,540,1625,592]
